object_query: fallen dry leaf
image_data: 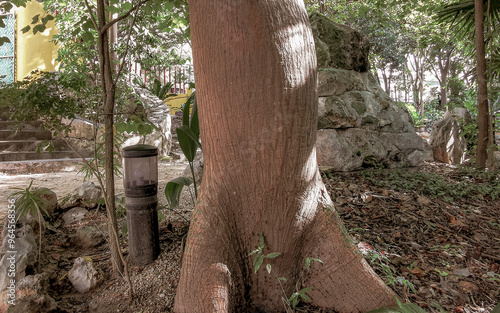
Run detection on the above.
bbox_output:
[417,195,431,206]
[361,193,373,203]
[458,281,479,293]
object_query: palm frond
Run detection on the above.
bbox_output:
[436,0,500,40]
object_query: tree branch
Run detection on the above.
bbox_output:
[113,2,142,87]
[100,0,150,34]
[83,0,99,31]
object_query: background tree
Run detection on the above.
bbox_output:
[17,0,190,282]
[437,0,500,168]
[174,0,397,312]
[475,0,489,168]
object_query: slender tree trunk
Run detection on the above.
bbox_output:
[475,0,489,169]
[388,67,393,97]
[440,76,447,110]
[418,70,425,116]
[374,68,382,86]
[437,50,452,110]
[410,55,420,111]
[382,70,389,94]
[382,68,393,96]
[174,1,397,312]
[318,0,325,13]
[403,68,408,103]
[96,0,123,274]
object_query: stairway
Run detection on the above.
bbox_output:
[0,112,92,173]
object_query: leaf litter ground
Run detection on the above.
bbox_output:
[320,162,499,313]
[3,161,498,313]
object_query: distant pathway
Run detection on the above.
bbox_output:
[0,162,186,222]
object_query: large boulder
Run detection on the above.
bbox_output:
[60,182,103,210]
[62,207,89,226]
[122,86,173,157]
[315,69,424,171]
[317,129,424,171]
[4,274,57,313]
[429,108,471,165]
[317,95,359,129]
[312,15,424,171]
[70,226,104,249]
[0,224,37,292]
[310,13,370,72]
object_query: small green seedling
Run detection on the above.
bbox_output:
[287,287,312,308]
[249,233,281,273]
[305,257,323,271]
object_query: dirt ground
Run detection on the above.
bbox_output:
[1,161,499,313]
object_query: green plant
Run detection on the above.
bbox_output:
[150,78,177,100]
[404,102,444,130]
[164,177,193,210]
[433,268,449,277]
[459,119,478,151]
[367,298,427,313]
[248,234,323,311]
[365,249,417,297]
[363,155,384,169]
[286,258,323,309]
[6,71,83,138]
[492,301,500,313]
[406,104,425,128]
[361,168,500,202]
[165,91,201,211]
[430,244,463,256]
[367,297,450,313]
[10,180,51,267]
[116,196,126,218]
[78,131,124,181]
[248,233,281,273]
[115,115,158,140]
[287,286,312,309]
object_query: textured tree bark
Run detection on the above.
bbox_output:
[475,0,489,169]
[174,1,397,312]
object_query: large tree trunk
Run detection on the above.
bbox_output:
[475,0,489,168]
[174,1,397,312]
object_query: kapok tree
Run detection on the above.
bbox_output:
[174,0,397,312]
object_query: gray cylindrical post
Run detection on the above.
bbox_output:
[122,144,160,265]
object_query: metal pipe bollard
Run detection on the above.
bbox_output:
[122,144,160,265]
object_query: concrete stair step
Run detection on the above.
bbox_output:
[0,158,86,174]
[0,130,52,141]
[0,140,71,152]
[0,120,44,131]
[0,150,93,162]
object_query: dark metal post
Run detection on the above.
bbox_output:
[122,144,160,265]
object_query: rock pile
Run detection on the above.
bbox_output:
[311,13,425,171]
[0,182,109,312]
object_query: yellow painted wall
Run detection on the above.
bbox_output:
[164,89,193,115]
[16,1,59,81]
